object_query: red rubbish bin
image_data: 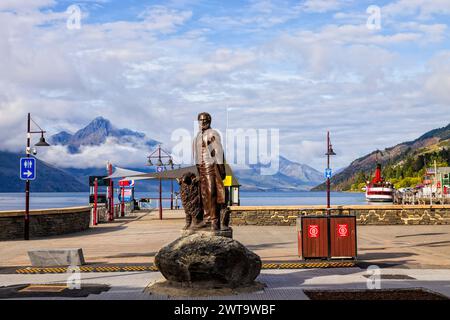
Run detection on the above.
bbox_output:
[298,216,329,260]
[329,215,357,260]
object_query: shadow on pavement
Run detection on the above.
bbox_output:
[246,242,295,250]
[396,233,448,238]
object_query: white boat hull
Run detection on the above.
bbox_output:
[366,187,394,202]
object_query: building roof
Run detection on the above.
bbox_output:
[106,164,240,186]
[426,167,450,175]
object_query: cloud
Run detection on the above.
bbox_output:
[0,0,449,173]
[39,137,151,169]
[0,0,55,12]
[137,5,193,34]
[424,51,450,104]
[382,0,450,20]
[198,0,303,30]
[301,0,346,13]
[182,49,257,78]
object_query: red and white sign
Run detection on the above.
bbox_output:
[308,225,319,238]
[119,180,135,187]
[337,224,349,237]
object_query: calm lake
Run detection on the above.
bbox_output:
[0,191,367,211]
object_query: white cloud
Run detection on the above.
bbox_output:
[0,0,449,173]
[383,0,450,20]
[302,0,346,13]
[39,137,151,169]
[424,51,450,104]
[138,5,193,34]
[0,0,55,12]
[182,49,257,78]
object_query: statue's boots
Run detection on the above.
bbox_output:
[183,214,192,230]
[211,218,220,231]
[191,218,207,230]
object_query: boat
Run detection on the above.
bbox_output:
[365,163,394,202]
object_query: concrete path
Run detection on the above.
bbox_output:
[1,210,450,268]
[1,268,450,300]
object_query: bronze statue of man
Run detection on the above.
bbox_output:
[193,112,226,231]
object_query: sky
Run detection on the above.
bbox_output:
[0,0,449,172]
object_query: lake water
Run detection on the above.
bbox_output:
[0,191,367,211]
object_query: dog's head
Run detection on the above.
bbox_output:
[177,172,198,186]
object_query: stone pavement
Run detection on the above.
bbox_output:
[1,210,450,300]
[1,210,450,268]
[1,268,450,300]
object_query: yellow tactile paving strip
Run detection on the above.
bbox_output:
[15,262,355,274]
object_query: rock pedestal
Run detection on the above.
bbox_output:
[181,228,233,239]
[154,233,261,289]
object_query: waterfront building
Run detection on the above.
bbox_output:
[421,167,450,197]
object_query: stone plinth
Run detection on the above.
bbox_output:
[28,248,85,267]
[154,233,261,289]
[181,228,233,238]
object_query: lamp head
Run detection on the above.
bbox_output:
[34,132,50,147]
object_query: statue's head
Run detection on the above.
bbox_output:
[197,112,211,131]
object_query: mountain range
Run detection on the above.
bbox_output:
[312,123,450,191]
[50,116,159,153]
[234,156,324,191]
[0,117,325,192]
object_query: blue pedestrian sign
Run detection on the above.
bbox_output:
[325,168,332,179]
[20,157,36,181]
[156,166,164,173]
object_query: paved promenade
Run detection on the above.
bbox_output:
[1,210,450,300]
[1,268,450,300]
[1,209,450,269]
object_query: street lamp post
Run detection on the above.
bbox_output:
[147,144,175,220]
[325,131,336,215]
[24,113,50,240]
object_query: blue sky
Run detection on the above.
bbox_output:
[0,0,449,171]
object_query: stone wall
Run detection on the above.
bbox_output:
[0,207,91,241]
[92,203,134,223]
[229,205,450,226]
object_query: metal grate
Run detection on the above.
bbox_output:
[19,284,67,293]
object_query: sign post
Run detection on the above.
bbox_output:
[20,157,36,240]
[93,178,98,225]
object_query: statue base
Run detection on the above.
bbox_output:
[181,228,233,239]
[145,280,266,297]
[154,233,262,295]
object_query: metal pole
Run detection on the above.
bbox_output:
[93,178,98,225]
[121,186,125,217]
[326,131,331,213]
[170,163,174,210]
[24,113,31,240]
[159,146,163,220]
[108,163,114,221]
